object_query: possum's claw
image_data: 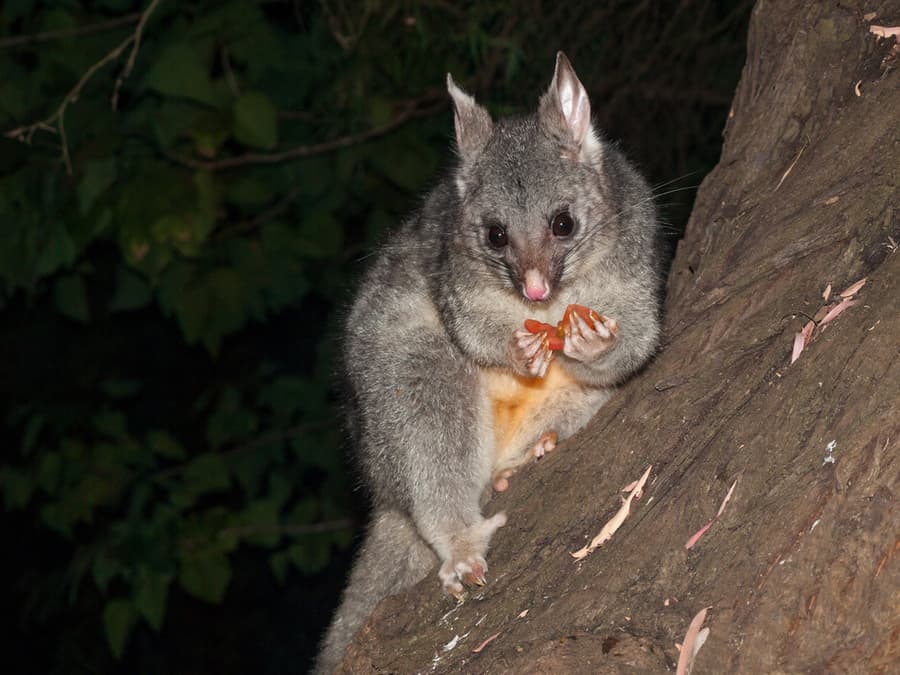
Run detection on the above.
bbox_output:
[509,328,554,377]
[563,313,618,363]
[438,512,506,597]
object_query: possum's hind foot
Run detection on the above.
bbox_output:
[492,430,558,492]
[438,512,507,599]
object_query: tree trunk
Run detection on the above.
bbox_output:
[337,1,899,671]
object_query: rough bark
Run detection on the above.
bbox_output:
[337,1,899,672]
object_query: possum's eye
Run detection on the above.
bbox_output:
[550,210,575,237]
[487,223,508,248]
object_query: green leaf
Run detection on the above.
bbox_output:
[78,158,117,214]
[21,413,45,454]
[134,569,172,631]
[1,467,33,509]
[297,209,342,258]
[239,499,281,548]
[369,133,437,191]
[230,447,269,497]
[94,410,127,437]
[147,430,185,459]
[146,44,219,106]
[226,175,274,207]
[287,539,330,574]
[206,387,258,447]
[0,80,26,120]
[92,553,122,593]
[36,451,62,492]
[182,452,230,496]
[171,276,209,346]
[258,376,323,418]
[233,91,278,149]
[40,503,72,536]
[178,553,231,603]
[269,550,289,584]
[367,96,393,127]
[34,224,77,279]
[190,110,231,158]
[54,274,90,322]
[100,378,143,399]
[103,599,137,659]
[109,266,152,311]
[172,267,252,353]
[293,157,332,199]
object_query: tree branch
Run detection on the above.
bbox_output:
[0,12,141,50]
[111,0,162,110]
[4,0,163,173]
[166,95,447,171]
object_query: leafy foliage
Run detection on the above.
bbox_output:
[0,0,749,671]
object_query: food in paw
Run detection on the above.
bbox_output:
[524,304,604,350]
[523,319,565,350]
[561,304,602,334]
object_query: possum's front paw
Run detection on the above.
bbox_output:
[508,328,553,377]
[563,313,618,363]
[439,512,507,599]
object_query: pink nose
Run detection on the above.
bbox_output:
[523,269,550,301]
[526,285,549,301]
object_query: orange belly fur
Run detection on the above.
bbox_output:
[481,361,577,470]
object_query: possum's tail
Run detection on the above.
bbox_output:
[313,509,437,674]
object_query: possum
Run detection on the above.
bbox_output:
[314,51,662,673]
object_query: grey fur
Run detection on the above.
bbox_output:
[314,52,661,674]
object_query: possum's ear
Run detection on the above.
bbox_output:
[447,74,493,162]
[538,51,600,161]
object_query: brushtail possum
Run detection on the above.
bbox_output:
[315,52,661,673]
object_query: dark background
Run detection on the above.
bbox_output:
[0,1,751,672]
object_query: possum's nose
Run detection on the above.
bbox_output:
[523,269,550,301]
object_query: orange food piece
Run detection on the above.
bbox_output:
[559,304,602,337]
[523,319,564,350]
[523,304,603,352]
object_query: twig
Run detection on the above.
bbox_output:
[221,47,241,97]
[112,0,163,110]
[4,0,163,173]
[6,41,131,173]
[167,96,446,171]
[0,12,141,50]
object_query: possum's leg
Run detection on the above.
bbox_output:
[345,317,507,605]
[314,509,437,674]
[491,382,612,491]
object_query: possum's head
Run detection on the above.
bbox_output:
[447,52,613,304]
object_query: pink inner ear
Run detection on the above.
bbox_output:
[558,73,590,144]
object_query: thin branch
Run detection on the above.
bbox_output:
[6,40,132,173]
[221,47,241,98]
[112,0,163,110]
[167,95,447,171]
[0,12,141,50]
[4,0,163,173]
